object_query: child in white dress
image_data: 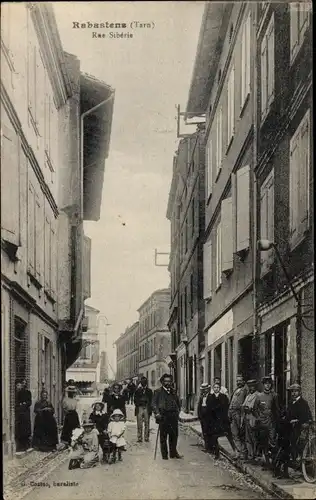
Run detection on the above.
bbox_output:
[108,409,126,463]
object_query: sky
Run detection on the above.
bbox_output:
[54,1,204,375]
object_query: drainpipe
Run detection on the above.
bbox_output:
[252,4,260,380]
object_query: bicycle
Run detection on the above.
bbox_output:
[273,419,316,483]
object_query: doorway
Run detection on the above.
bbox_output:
[14,318,27,382]
[238,335,253,381]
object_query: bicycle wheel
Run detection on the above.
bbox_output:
[302,436,316,483]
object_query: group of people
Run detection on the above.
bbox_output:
[197,375,313,479]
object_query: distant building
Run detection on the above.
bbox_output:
[66,305,101,389]
[138,289,171,390]
[115,322,139,382]
[99,351,109,383]
[166,130,206,412]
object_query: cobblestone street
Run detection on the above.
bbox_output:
[16,407,268,500]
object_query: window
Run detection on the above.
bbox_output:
[1,124,20,246]
[227,66,235,144]
[28,182,36,275]
[44,215,57,296]
[290,2,311,62]
[289,109,310,248]
[221,197,233,274]
[184,287,188,325]
[215,223,222,289]
[235,165,250,254]
[260,170,274,275]
[206,136,213,197]
[241,12,251,109]
[261,14,275,119]
[216,108,223,176]
[190,274,194,318]
[203,239,212,300]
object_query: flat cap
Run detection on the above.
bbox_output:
[247,379,257,385]
[288,383,301,391]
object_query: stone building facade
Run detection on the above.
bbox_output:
[1,3,114,456]
[115,321,139,383]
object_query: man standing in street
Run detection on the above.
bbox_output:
[228,374,248,459]
[210,376,229,398]
[134,376,153,442]
[242,379,259,463]
[152,373,183,460]
[197,383,212,453]
[255,375,279,469]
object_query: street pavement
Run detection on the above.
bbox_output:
[20,403,269,500]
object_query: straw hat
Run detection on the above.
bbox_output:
[111,409,124,418]
[82,418,95,428]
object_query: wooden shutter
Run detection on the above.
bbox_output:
[50,220,57,296]
[216,224,222,288]
[228,67,235,140]
[236,165,250,253]
[44,215,51,289]
[267,15,275,106]
[83,235,91,300]
[221,197,233,273]
[261,34,267,115]
[28,183,36,273]
[299,111,310,234]
[1,124,20,245]
[241,19,246,105]
[37,49,46,136]
[203,239,212,299]
[35,192,43,283]
[207,137,213,196]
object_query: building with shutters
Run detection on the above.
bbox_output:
[138,289,171,391]
[99,351,109,383]
[66,305,102,390]
[115,322,139,383]
[166,129,206,412]
[255,3,314,415]
[186,2,257,394]
[1,3,114,456]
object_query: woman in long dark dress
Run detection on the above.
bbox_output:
[60,385,80,445]
[15,380,32,452]
[206,381,232,459]
[32,390,58,452]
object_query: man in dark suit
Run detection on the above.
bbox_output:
[197,383,212,453]
[107,383,127,419]
[152,373,183,460]
[134,376,153,442]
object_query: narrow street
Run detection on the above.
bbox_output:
[22,405,268,500]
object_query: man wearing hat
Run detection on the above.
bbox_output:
[228,374,249,459]
[242,380,259,463]
[152,373,182,460]
[255,375,279,468]
[197,383,212,452]
[134,376,153,442]
[108,383,127,419]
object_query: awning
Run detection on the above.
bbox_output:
[66,371,96,382]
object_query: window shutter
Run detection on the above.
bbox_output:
[241,20,246,105]
[261,36,267,114]
[37,49,46,136]
[216,224,222,287]
[50,220,57,296]
[299,112,310,233]
[236,165,250,253]
[44,215,51,289]
[289,133,299,245]
[290,4,299,57]
[1,124,20,245]
[228,67,235,141]
[83,235,91,300]
[44,93,50,154]
[221,197,233,273]
[207,137,213,196]
[35,192,43,283]
[28,183,36,273]
[203,240,212,299]
[267,16,275,106]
